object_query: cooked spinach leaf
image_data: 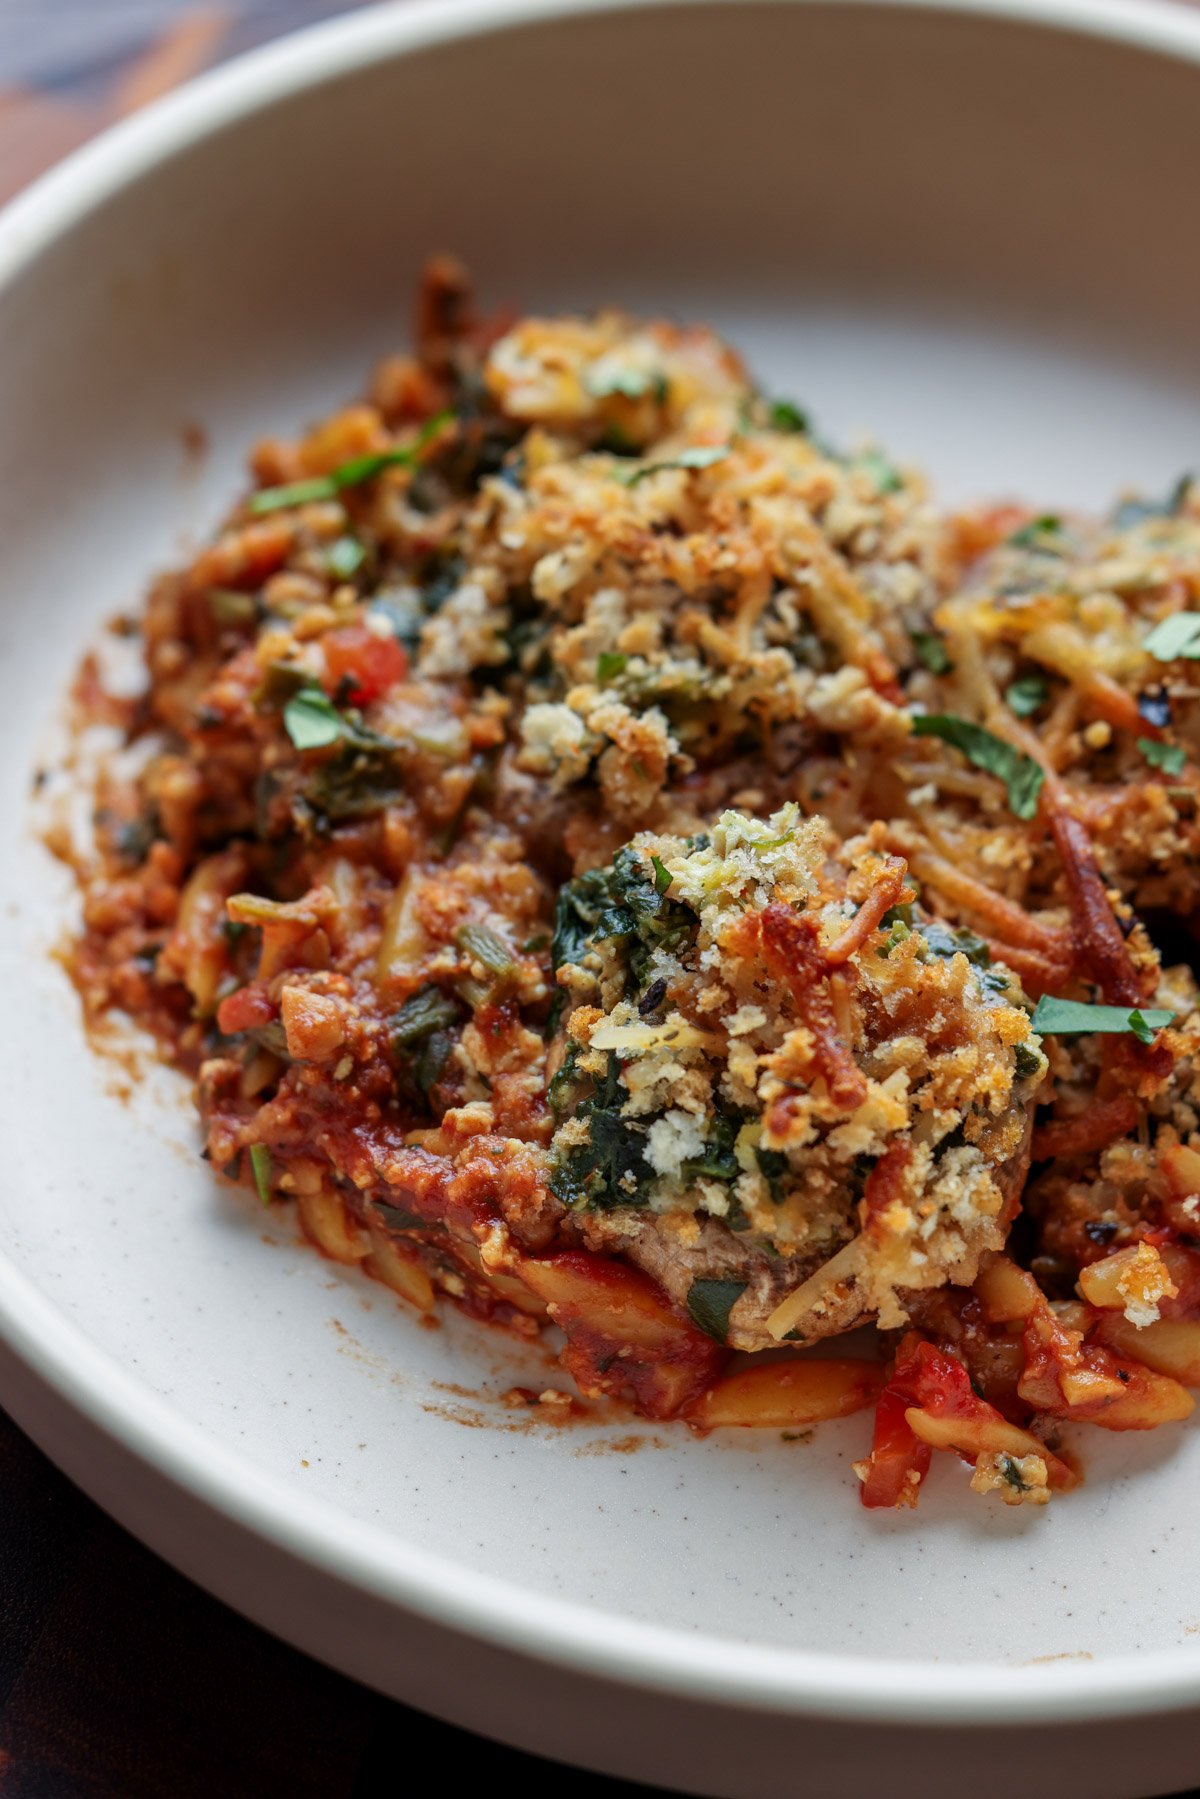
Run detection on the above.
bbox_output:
[548,1051,655,1208]
[686,1278,748,1344]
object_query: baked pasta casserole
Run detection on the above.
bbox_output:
[67,260,1200,1508]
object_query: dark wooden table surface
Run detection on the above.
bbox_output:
[0,1407,664,1797]
[0,3,1196,1794]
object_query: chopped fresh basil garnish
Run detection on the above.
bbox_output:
[911,631,952,676]
[910,714,1044,820]
[326,535,367,580]
[650,854,672,896]
[618,443,731,486]
[1029,996,1174,1038]
[1137,737,1187,777]
[1143,612,1200,662]
[585,366,668,402]
[1008,514,1064,551]
[597,651,628,683]
[855,449,903,494]
[1005,674,1048,718]
[686,1277,748,1344]
[768,399,809,434]
[249,411,453,514]
[248,1143,273,1206]
[282,688,345,750]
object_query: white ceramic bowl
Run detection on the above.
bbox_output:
[4,2,1200,1792]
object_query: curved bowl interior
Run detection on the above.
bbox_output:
[3,0,1200,1765]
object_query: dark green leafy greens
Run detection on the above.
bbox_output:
[686,1278,748,1345]
[548,1051,654,1208]
[391,985,462,1050]
[682,1104,744,1184]
[551,848,695,990]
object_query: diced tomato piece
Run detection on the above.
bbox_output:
[322,625,408,706]
[858,1385,932,1509]
[216,983,276,1036]
[859,1335,1004,1509]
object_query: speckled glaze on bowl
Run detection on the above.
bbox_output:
[3,2,1200,1793]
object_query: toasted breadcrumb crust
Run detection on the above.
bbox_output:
[64,262,1200,1508]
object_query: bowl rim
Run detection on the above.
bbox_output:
[6,0,1200,1727]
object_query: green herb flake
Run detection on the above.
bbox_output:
[855,449,902,494]
[1142,612,1200,662]
[767,399,809,434]
[1029,996,1175,1039]
[282,687,346,751]
[650,855,673,896]
[1137,736,1187,777]
[618,443,731,487]
[911,631,952,676]
[1006,674,1049,718]
[249,410,453,514]
[596,651,628,684]
[326,535,367,580]
[686,1277,748,1344]
[584,366,668,402]
[1008,513,1064,550]
[916,920,991,967]
[910,714,1044,820]
[248,1143,273,1207]
[1013,1041,1045,1080]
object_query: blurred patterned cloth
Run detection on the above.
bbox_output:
[0,0,365,202]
